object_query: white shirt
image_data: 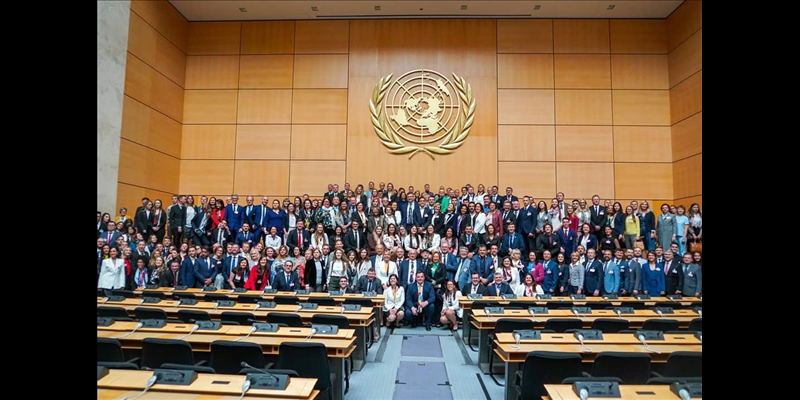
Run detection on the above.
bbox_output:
[373,258,398,284]
[515,284,545,297]
[264,235,282,249]
[98,258,126,289]
[443,290,463,318]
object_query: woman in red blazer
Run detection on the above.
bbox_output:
[245,257,271,290]
[211,199,226,230]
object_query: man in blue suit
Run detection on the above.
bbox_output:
[582,248,602,297]
[193,246,216,288]
[556,217,577,259]
[235,222,256,246]
[179,246,198,288]
[405,272,435,330]
[217,243,243,288]
[450,247,474,292]
[502,187,518,205]
[600,250,620,295]
[225,194,245,233]
[613,249,630,296]
[250,197,270,244]
[401,193,423,230]
[486,272,513,296]
[102,221,122,250]
[472,245,492,284]
[499,223,525,257]
[273,260,301,291]
[399,249,427,291]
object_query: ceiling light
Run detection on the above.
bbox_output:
[311,6,318,12]
[375,6,381,11]
[239,7,247,13]
[534,5,541,10]
[461,5,467,10]
[607,5,616,10]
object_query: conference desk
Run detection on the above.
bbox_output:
[458,296,701,346]
[97,368,318,399]
[493,334,701,400]
[133,287,385,307]
[99,321,355,340]
[544,384,700,400]
[97,330,353,400]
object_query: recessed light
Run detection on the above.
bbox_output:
[607,5,616,10]
[239,7,247,13]
[461,5,467,10]
[311,6,318,12]
[375,6,381,11]
[534,5,542,10]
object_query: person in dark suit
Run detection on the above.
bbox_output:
[211,220,232,248]
[179,246,198,288]
[499,201,516,234]
[502,187,518,205]
[582,248,603,296]
[343,220,366,253]
[273,260,301,291]
[458,225,479,255]
[589,195,606,236]
[102,222,122,250]
[499,223,525,257]
[287,220,310,253]
[462,272,488,296]
[135,201,153,236]
[354,268,384,294]
[192,209,213,247]
[168,195,187,245]
[535,223,561,260]
[576,223,598,252]
[405,271,436,330]
[452,204,472,236]
[235,223,256,246]
[471,245,492,284]
[148,200,167,243]
[680,253,702,297]
[159,260,183,288]
[486,272,513,296]
[401,193,423,230]
[519,196,537,258]
[556,217,577,259]
[224,195,244,233]
[193,247,217,288]
[663,250,684,295]
[131,241,150,267]
[399,249,427,291]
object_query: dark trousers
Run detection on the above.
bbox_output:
[405,303,434,326]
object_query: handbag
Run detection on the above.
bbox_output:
[688,239,702,253]
[633,238,645,250]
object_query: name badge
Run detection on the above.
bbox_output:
[688,273,694,277]
[590,269,595,272]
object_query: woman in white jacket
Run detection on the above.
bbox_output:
[98,247,125,296]
[439,279,462,331]
[515,274,544,297]
[383,274,405,328]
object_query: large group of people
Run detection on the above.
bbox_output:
[97,182,703,332]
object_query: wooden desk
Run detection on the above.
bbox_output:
[97,368,318,399]
[545,384,699,400]
[132,288,385,306]
[99,321,355,340]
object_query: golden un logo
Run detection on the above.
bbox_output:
[370,69,475,159]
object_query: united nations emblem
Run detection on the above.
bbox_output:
[370,69,475,159]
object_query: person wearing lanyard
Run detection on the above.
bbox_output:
[515,273,543,297]
[132,258,149,289]
[384,274,405,329]
[405,271,435,330]
[439,279,462,331]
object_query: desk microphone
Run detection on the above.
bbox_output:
[528,308,541,322]
[234,326,258,342]
[138,298,146,305]
[574,332,592,353]
[305,328,317,342]
[615,309,623,318]
[485,309,493,320]
[637,333,661,354]
[123,374,157,400]
[102,297,110,304]
[579,387,589,400]
[253,303,261,311]
[113,322,143,339]
[238,377,251,400]
[655,308,666,319]
[512,332,521,350]
[678,388,691,400]
[572,308,581,318]
[176,323,200,340]
[240,362,279,378]
[696,309,702,316]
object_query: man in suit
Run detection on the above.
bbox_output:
[556,217,577,259]
[462,272,489,296]
[487,272,513,296]
[211,220,232,248]
[471,245,492,285]
[273,260,301,291]
[440,242,456,280]
[489,186,502,210]
[323,184,336,201]
[503,187,518,205]
[235,222,256,246]
[287,219,310,253]
[500,223,525,257]
[583,248,602,297]
[168,195,187,245]
[420,196,435,228]
[613,249,630,296]
[179,246,198,288]
[102,222,121,250]
[160,260,183,288]
[405,271,436,330]
[449,247,474,293]
[663,250,684,295]
[624,249,643,296]
[600,249,620,295]
[343,220,365,253]
[192,209,213,247]
[401,193,423,230]
[680,253,702,297]
[248,197,268,244]
[500,201,516,234]
[399,249,427,291]
[536,223,561,260]
[519,196,537,256]
[589,195,606,236]
[354,268,383,294]
[224,194,244,234]
[132,241,150,267]
[458,225,479,255]
[194,247,217,288]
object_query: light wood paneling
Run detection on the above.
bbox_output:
[615,163,673,200]
[290,161,346,197]
[291,90,348,124]
[124,54,155,108]
[673,154,702,199]
[557,162,615,199]
[179,160,234,194]
[669,71,702,124]
[131,0,188,53]
[121,96,182,158]
[554,55,611,89]
[151,68,184,122]
[497,20,554,53]
[187,22,241,55]
[241,21,295,54]
[291,125,347,160]
[116,183,174,216]
[612,90,671,126]
[185,56,239,89]
[124,55,184,122]
[238,55,294,89]
[668,29,702,88]
[293,55,349,89]
[181,125,236,159]
[295,21,349,54]
[498,90,555,125]
[613,127,672,163]
[667,0,703,52]
[127,12,156,65]
[183,90,238,124]
[155,34,186,87]
[673,195,702,210]
[118,140,180,193]
[498,126,555,162]
[556,126,613,162]
[671,112,702,161]
[498,162,556,199]
[555,90,612,125]
[147,109,183,158]
[497,54,554,89]
[554,20,610,54]
[610,20,668,54]
[235,125,292,160]
[611,55,669,89]
[234,161,290,195]
[237,90,293,124]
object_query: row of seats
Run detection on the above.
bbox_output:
[99,306,364,327]
[470,300,702,310]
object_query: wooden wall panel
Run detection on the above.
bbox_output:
[497,126,555,162]
[611,55,669,89]
[234,161,290,195]
[118,140,179,193]
[556,126,614,162]
[290,161,346,197]
[121,96,182,158]
[235,125,292,160]
[667,0,703,52]
[241,21,295,55]
[185,56,239,89]
[186,22,241,55]
[555,90,612,125]
[151,68,184,122]
[615,163,673,200]
[673,154,702,199]
[498,162,556,199]
[130,0,188,53]
[554,55,611,89]
[498,90,555,125]
[295,21,349,54]
[181,125,236,159]
[183,90,238,124]
[669,71,702,124]
[497,54,554,89]
[238,55,294,89]
[612,90,671,126]
[554,20,610,54]
[668,29,702,88]
[610,20,668,54]
[291,90,348,124]
[237,90,293,124]
[124,54,154,107]
[671,112,702,161]
[673,195,702,210]
[497,20,553,53]
[291,125,347,160]
[557,162,615,199]
[613,127,672,163]
[293,55,349,89]
[116,183,178,216]
[127,12,156,65]
[155,34,186,87]
[179,160,234,194]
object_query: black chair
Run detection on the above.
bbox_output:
[655,301,683,309]
[311,315,352,393]
[210,340,266,374]
[544,318,583,333]
[266,312,304,327]
[98,306,130,319]
[641,319,680,332]
[221,320,241,325]
[591,352,651,384]
[514,351,583,400]
[141,338,206,369]
[344,298,377,347]
[237,295,263,304]
[666,330,697,334]
[274,296,299,305]
[142,291,166,299]
[646,377,702,385]
[314,298,338,306]
[687,318,702,332]
[620,301,645,310]
[97,361,139,370]
[97,338,140,365]
[654,351,702,378]
[240,368,299,377]
[134,307,168,320]
[205,294,231,302]
[110,289,136,298]
[173,293,196,301]
[177,310,211,323]
[278,342,333,400]
[221,312,257,326]
[585,301,609,310]
[467,301,500,351]
[488,319,534,386]
[160,363,216,373]
[546,301,573,310]
[590,318,630,333]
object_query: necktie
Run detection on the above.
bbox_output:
[174,271,178,286]
[286,274,290,287]
[355,231,359,248]
[457,259,463,280]
[367,281,372,292]
[418,285,423,305]
[472,285,477,294]
[208,258,213,270]
[510,235,514,246]
[467,235,471,245]
[604,262,608,273]
[408,205,412,222]
[409,261,415,284]
[665,261,670,276]
[496,284,500,293]
[298,231,302,246]
[140,270,145,286]
[107,232,112,242]
[595,205,599,214]
[549,235,552,245]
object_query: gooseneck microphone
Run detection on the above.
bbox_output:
[637,333,661,354]
[113,322,144,339]
[238,377,251,400]
[123,374,157,400]
[176,323,200,340]
[234,326,258,342]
